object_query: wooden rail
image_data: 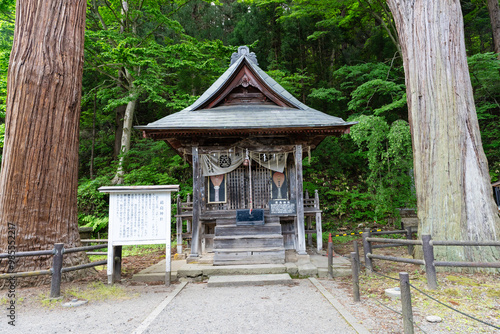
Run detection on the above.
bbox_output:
[360,229,500,289]
[0,243,108,298]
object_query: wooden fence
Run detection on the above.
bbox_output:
[360,228,500,289]
[0,243,109,298]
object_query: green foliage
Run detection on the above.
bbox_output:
[350,115,415,221]
[266,68,315,101]
[77,176,112,231]
[77,138,193,232]
[80,214,109,233]
[467,52,500,175]
[1,0,497,237]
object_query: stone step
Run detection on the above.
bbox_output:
[216,218,237,226]
[215,224,282,236]
[214,234,284,249]
[214,248,285,265]
[177,263,287,278]
[215,215,280,226]
[207,274,292,287]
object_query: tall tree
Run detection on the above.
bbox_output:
[386,0,500,265]
[486,0,500,57]
[0,0,88,276]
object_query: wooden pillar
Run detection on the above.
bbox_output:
[315,190,323,252]
[295,144,307,255]
[288,158,298,248]
[176,196,183,254]
[306,190,312,246]
[190,146,202,257]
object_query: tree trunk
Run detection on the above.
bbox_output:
[0,0,89,282]
[112,90,137,185]
[487,0,500,57]
[386,0,500,268]
[114,104,126,159]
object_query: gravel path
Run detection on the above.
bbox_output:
[144,279,357,334]
[1,279,360,334]
[1,284,175,334]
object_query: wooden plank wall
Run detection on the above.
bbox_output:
[207,164,272,211]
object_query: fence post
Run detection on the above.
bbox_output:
[327,233,333,278]
[353,240,361,275]
[113,245,122,283]
[399,272,414,334]
[362,228,373,273]
[351,251,360,302]
[406,227,413,255]
[50,243,64,298]
[422,235,437,289]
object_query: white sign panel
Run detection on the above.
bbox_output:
[99,185,179,285]
[111,193,168,242]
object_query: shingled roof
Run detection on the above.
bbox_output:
[136,46,355,134]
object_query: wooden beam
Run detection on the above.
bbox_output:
[295,144,306,255]
[198,144,296,154]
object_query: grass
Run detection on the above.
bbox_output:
[37,281,134,308]
[64,281,131,301]
[88,244,166,262]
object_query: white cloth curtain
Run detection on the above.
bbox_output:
[201,150,289,176]
[250,152,288,173]
[201,150,244,176]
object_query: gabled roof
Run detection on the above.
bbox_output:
[136,46,355,134]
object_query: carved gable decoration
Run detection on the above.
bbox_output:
[204,63,292,109]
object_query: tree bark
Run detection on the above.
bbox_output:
[114,104,126,159]
[487,0,500,57]
[112,86,137,185]
[0,0,89,281]
[386,0,500,268]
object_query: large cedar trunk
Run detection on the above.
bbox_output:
[0,0,89,282]
[487,0,500,57]
[386,0,500,267]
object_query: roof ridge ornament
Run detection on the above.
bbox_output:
[230,46,259,66]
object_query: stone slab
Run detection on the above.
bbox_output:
[285,262,298,276]
[207,274,292,287]
[385,287,401,299]
[132,260,185,282]
[297,262,318,277]
[317,268,328,278]
[331,268,351,277]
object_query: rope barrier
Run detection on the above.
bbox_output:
[409,283,500,330]
[332,229,381,238]
[369,271,500,330]
[369,297,428,334]
[369,270,400,282]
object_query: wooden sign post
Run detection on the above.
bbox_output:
[99,185,179,285]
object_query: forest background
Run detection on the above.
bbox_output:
[0,0,498,237]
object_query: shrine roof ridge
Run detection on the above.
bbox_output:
[184,50,308,112]
[136,105,357,130]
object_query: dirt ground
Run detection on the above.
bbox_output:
[331,239,500,333]
[1,242,499,333]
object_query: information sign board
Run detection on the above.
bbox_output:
[99,185,179,285]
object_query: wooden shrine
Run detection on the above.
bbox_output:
[137,46,355,265]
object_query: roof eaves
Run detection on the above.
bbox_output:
[185,56,246,112]
[245,58,306,110]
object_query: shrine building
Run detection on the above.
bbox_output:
[136,46,355,265]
